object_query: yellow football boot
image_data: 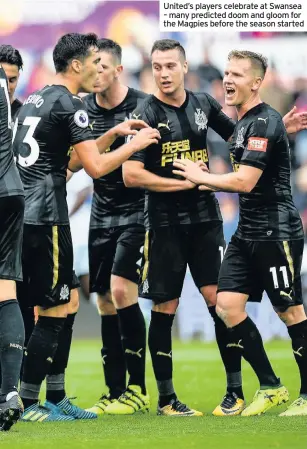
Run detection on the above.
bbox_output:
[105,386,149,415]
[279,397,307,416]
[212,392,245,416]
[241,386,289,416]
[158,398,203,417]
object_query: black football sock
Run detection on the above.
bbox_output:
[117,303,146,394]
[287,320,307,397]
[149,311,176,407]
[208,306,244,399]
[20,316,65,409]
[100,314,126,399]
[46,313,76,404]
[229,317,280,389]
[0,300,25,401]
[19,304,35,389]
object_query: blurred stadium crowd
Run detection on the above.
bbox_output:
[2,0,307,338]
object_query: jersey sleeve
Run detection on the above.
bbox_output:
[128,102,156,165]
[240,114,279,171]
[206,94,235,141]
[55,94,94,146]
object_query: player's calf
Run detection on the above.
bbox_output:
[277,305,307,416]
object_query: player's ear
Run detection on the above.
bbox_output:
[115,64,123,78]
[71,59,82,74]
[183,60,188,75]
[251,76,262,92]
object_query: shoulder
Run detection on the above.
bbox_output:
[82,93,95,109]
[249,103,282,138]
[190,91,222,112]
[129,88,148,101]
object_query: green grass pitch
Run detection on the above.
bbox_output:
[1,340,305,449]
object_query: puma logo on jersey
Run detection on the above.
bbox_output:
[227,339,244,349]
[133,114,141,119]
[102,355,107,365]
[280,290,293,300]
[293,347,303,357]
[258,117,268,123]
[157,351,172,359]
[125,348,143,358]
[158,120,170,131]
[89,120,95,131]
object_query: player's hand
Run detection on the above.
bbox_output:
[113,119,149,138]
[173,158,208,185]
[283,106,307,134]
[129,128,161,152]
[196,160,209,172]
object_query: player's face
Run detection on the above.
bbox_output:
[1,63,19,102]
[93,51,122,93]
[223,58,260,107]
[152,49,187,97]
[80,47,102,93]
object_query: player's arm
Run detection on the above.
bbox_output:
[174,115,276,193]
[69,186,92,217]
[69,119,149,171]
[66,169,74,182]
[173,159,262,193]
[72,128,160,179]
[123,160,196,192]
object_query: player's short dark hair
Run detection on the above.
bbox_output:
[151,39,186,61]
[228,50,268,78]
[97,38,122,64]
[53,32,98,73]
[0,45,23,70]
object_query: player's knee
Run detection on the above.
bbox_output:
[111,277,137,309]
[200,284,217,307]
[97,292,117,316]
[276,304,307,326]
[153,298,179,314]
[67,288,79,314]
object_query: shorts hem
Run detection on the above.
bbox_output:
[110,270,138,285]
[138,293,179,304]
[217,288,250,295]
[0,274,23,282]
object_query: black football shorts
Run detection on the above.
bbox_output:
[89,225,145,294]
[218,235,304,312]
[18,224,73,309]
[0,195,24,282]
[139,221,225,303]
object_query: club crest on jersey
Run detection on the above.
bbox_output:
[74,110,89,128]
[195,109,207,131]
[235,127,245,148]
[60,285,69,301]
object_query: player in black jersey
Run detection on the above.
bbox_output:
[123,39,235,417]
[174,50,307,417]
[124,39,307,417]
[0,66,25,431]
[82,39,149,416]
[0,45,23,125]
[0,43,37,348]
[14,32,159,423]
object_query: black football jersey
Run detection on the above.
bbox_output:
[229,102,303,241]
[83,88,147,228]
[129,91,235,229]
[0,66,23,198]
[11,98,22,121]
[14,85,94,225]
